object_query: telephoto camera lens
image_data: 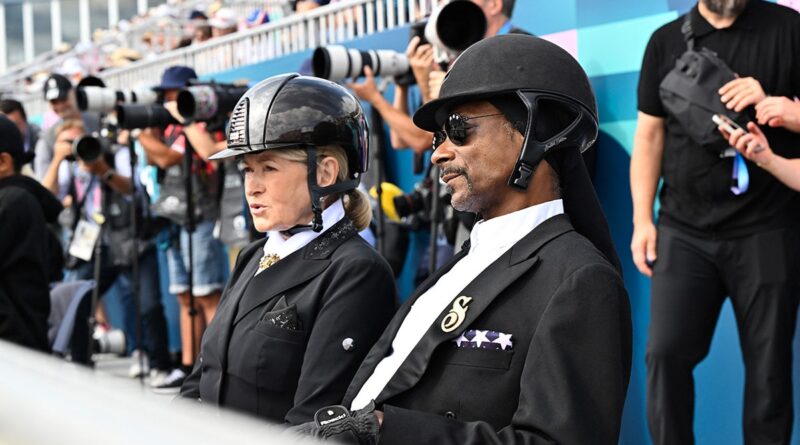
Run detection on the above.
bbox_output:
[76,86,158,113]
[312,46,410,81]
[424,1,487,54]
[116,104,178,129]
[71,135,104,163]
[177,83,249,122]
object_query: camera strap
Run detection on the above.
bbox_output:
[68,173,98,232]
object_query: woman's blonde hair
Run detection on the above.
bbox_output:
[275,145,372,231]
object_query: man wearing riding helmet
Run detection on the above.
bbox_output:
[294,34,632,445]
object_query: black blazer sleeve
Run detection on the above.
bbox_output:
[285,255,397,425]
[378,262,632,445]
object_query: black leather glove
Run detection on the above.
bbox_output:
[289,401,380,445]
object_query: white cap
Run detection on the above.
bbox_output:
[209,8,238,29]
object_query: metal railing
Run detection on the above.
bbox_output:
[0,340,320,445]
[15,0,441,117]
[101,0,441,89]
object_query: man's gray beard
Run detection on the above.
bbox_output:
[702,0,748,17]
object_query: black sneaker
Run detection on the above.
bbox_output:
[151,368,186,394]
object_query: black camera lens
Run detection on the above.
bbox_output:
[177,84,248,122]
[72,136,104,162]
[116,104,178,129]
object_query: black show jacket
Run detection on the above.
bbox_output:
[181,219,398,424]
[343,215,632,444]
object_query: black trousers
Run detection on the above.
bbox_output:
[646,225,800,445]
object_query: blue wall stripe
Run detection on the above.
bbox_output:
[578,11,677,78]
[592,71,641,124]
[576,0,672,28]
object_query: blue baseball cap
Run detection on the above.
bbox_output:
[153,66,197,91]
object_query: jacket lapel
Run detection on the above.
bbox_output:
[343,247,469,406]
[232,219,359,325]
[374,214,575,404]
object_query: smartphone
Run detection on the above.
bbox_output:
[712,114,745,134]
[712,114,764,153]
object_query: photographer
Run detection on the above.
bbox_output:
[137,65,227,392]
[631,1,800,443]
[39,119,171,371]
[34,73,100,180]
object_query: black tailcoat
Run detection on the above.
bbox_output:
[181,219,398,424]
[343,215,632,444]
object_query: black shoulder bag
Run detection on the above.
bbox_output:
[659,12,752,152]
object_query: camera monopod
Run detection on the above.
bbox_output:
[182,133,199,365]
[369,102,387,256]
[127,135,145,383]
[85,182,106,368]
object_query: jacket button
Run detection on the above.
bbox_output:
[444,411,456,419]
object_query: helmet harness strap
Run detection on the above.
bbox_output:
[507,90,598,190]
[282,145,360,235]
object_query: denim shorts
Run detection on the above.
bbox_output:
[165,220,226,296]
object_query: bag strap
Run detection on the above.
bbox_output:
[681,11,695,51]
[69,174,98,231]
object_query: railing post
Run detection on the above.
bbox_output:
[366,1,375,34]
[108,0,119,30]
[387,0,395,29]
[377,0,385,32]
[0,3,6,75]
[79,0,91,43]
[397,0,406,25]
[22,1,34,62]
[51,0,62,51]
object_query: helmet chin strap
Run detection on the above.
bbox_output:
[280,146,360,235]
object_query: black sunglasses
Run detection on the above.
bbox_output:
[432,112,503,149]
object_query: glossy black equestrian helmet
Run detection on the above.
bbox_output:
[414,34,598,190]
[211,73,369,231]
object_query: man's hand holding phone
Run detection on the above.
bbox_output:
[714,114,774,167]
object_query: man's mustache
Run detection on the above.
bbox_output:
[439,166,468,180]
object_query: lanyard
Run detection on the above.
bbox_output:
[730,152,749,195]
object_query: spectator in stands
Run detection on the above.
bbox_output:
[138,66,227,393]
[245,8,270,28]
[0,99,40,164]
[210,8,239,38]
[180,73,396,425]
[194,25,212,43]
[34,74,100,180]
[294,0,329,13]
[0,115,61,353]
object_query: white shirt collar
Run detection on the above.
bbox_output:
[469,199,564,253]
[261,198,346,261]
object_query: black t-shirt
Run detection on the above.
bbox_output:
[638,0,800,238]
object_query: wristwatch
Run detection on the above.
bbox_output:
[101,169,115,183]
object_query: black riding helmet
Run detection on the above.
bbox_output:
[414,34,598,190]
[414,34,620,272]
[211,73,369,232]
